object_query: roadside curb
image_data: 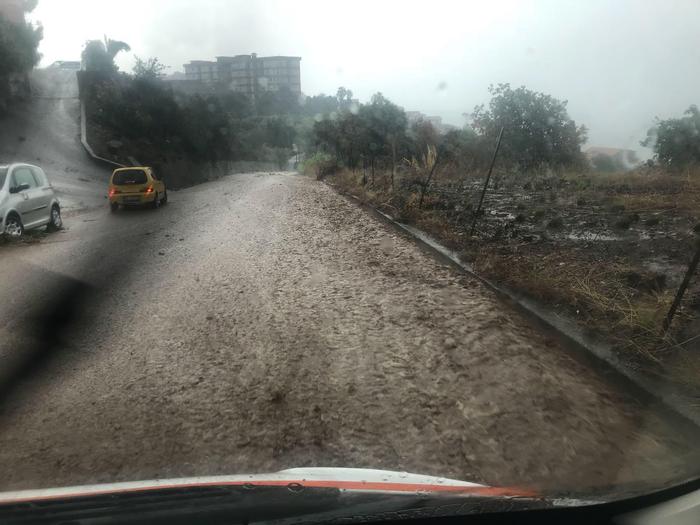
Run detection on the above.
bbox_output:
[330,183,700,430]
[79,101,125,170]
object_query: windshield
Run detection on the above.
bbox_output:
[112,169,147,185]
[1,0,700,518]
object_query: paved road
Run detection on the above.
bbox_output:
[0,172,698,494]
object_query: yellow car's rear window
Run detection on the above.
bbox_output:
[112,170,147,185]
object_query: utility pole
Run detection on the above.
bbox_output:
[470,127,504,237]
[663,240,700,333]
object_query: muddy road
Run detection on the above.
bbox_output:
[0,172,698,494]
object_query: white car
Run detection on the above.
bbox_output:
[0,163,62,238]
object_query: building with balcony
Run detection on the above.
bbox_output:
[183,54,301,96]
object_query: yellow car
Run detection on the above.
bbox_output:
[108,167,167,212]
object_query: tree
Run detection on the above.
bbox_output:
[132,56,166,80]
[642,105,700,169]
[256,86,300,116]
[219,91,253,119]
[82,36,130,72]
[441,127,487,172]
[301,93,338,117]
[312,118,342,158]
[472,83,587,170]
[362,93,408,186]
[336,86,354,110]
[0,1,42,75]
[105,38,130,62]
[409,118,440,155]
[308,92,408,183]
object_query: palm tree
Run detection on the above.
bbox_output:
[81,36,130,72]
[104,36,131,62]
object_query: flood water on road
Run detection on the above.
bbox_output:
[0,172,698,495]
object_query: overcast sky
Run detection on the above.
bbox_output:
[29,0,700,156]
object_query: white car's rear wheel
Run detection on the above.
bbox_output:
[47,205,62,232]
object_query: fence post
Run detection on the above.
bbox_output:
[663,240,700,334]
[469,127,504,237]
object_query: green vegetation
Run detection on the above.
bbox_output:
[301,152,335,180]
[472,84,588,170]
[132,56,166,80]
[0,0,42,109]
[307,83,589,183]
[643,105,700,170]
[82,63,305,169]
[0,1,42,74]
[308,92,408,184]
[81,37,131,72]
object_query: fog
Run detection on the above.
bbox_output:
[30,0,700,156]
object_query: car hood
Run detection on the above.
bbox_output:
[0,467,538,503]
[0,467,562,524]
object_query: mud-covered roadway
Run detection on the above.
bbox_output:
[0,172,698,495]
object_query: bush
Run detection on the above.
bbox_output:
[301,152,336,179]
[83,72,302,165]
[0,8,42,76]
[643,105,700,170]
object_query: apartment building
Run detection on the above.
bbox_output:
[183,54,301,96]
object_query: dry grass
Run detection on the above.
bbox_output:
[471,249,684,363]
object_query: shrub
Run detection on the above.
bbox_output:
[301,152,336,179]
